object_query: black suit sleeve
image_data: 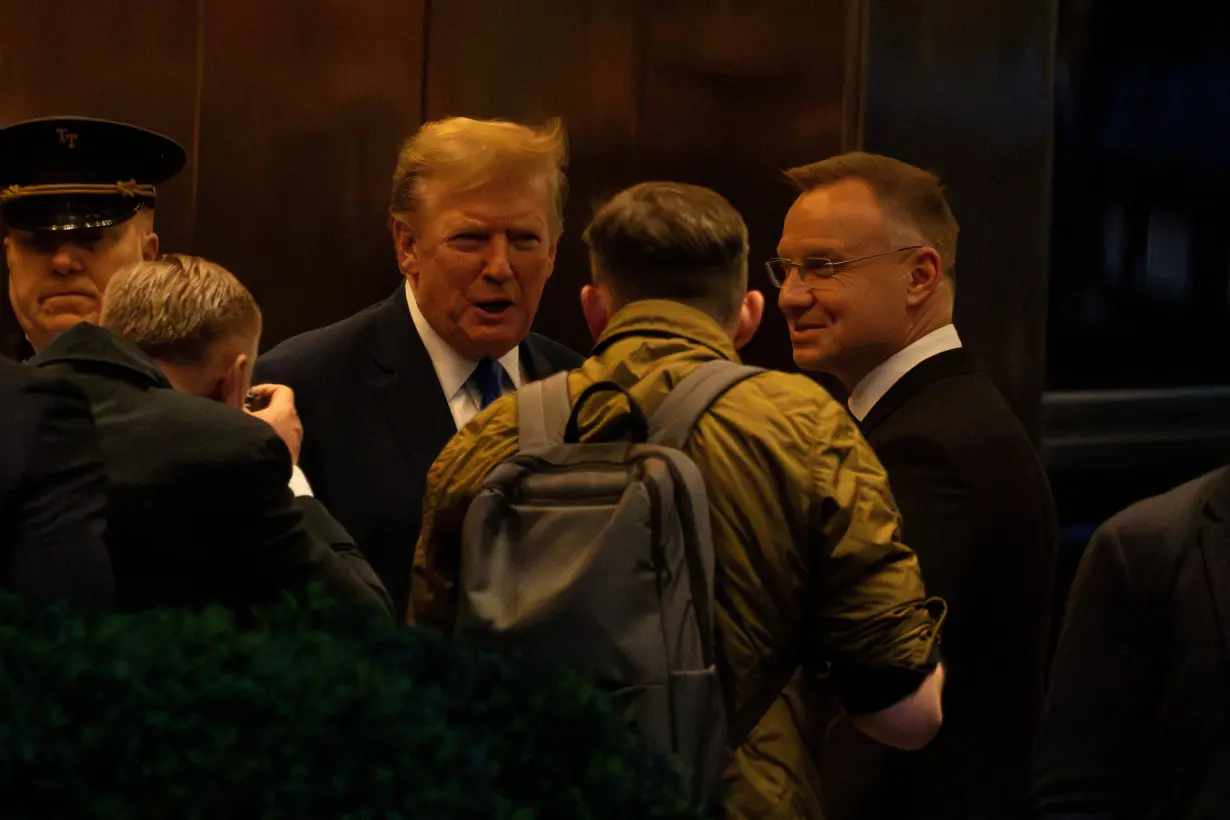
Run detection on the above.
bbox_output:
[293,494,394,611]
[251,354,290,391]
[8,374,114,609]
[231,432,394,620]
[1031,524,1157,819]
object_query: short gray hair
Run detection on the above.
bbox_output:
[582,182,749,324]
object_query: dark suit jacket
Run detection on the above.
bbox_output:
[816,348,1058,820]
[254,285,584,618]
[1033,466,1230,820]
[30,323,393,618]
[0,357,114,608]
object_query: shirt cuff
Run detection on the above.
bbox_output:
[832,638,943,716]
[288,464,315,497]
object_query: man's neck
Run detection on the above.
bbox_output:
[835,310,954,394]
[900,309,953,356]
[154,359,205,398]
[845,322,962,421]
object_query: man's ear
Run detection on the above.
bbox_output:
[141,231,160,261]
[544,231,560,279]
[216,352,252,410]
[905,247,943,306]
[392,219,418,284]
[580,284,611,342]
[732,289,765,350]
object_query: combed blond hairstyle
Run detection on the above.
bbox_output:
[388,116,568,236]
[101,253,261,365]
[785,151,960,280]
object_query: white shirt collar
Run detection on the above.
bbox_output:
[847,324,962,421]
[404,279,523,402]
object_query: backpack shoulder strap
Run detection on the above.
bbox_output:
[648,359,765,450]
[517,371,572,452]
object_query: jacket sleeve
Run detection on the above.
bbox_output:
[294,494,394,612]
[250,343,297,390]
[236,431,394,620]
[808,416,946,715]
[1031,523,1158,819]
[8,374,115,610]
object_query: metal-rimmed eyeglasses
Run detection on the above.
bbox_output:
[765,246,923,288]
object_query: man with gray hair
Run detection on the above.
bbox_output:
[29,254,392,618]
[0,116,184,358]
[414,181,948,818]
[773,152,1056,820]
[256,117,583,617]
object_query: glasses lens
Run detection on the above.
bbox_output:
[765,259,787,287]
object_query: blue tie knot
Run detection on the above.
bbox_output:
[470,358,506,409]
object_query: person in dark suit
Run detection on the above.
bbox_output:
[30,255,392,618]
[772,152,1057,820]
[1032,468,1230,820]
[255,116,583,617]
[0,116,184,357]
[0,357,114,608]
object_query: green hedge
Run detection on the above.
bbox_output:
[0,589,721,819]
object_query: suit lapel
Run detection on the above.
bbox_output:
[369,287,457,467]
[858,348,977,435]
[1198,469,1230,669]
[520,335,552,382]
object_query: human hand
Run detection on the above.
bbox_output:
[246,383,303,465]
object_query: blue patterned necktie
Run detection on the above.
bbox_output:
[469,357,506,410]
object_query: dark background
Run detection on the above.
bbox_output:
[1044,1,1230,548]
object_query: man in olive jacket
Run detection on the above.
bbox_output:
[413,182,947,818]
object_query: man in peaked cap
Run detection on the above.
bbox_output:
[0,116,186,352]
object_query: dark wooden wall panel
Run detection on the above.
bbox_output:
[424,0,860,369]
[636,0,860,371]
[193,0,426,348]
[423,0,642,355]
[861,0,1057,438]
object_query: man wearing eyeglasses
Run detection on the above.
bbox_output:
[772,152,1057,820]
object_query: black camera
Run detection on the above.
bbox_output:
[244,391,269,412]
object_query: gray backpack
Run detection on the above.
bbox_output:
[453,359,764,801]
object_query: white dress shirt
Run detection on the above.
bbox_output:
[847,324,963,421]
[405,280,524,429]
[289,464,314,497]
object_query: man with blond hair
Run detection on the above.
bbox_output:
[29,254,392,617]
[256,117,583,616]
